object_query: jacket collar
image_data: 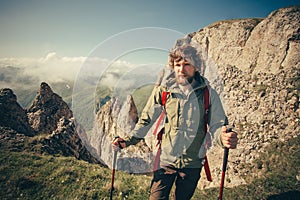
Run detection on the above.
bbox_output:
[164,70,208,95]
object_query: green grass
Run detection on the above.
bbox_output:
[0,151,152,200]
[1,136,299,200]
[132,84,154,116]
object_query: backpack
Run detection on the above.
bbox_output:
[153,86,212,181]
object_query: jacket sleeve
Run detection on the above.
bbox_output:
[124,86,163,147]
[208,88,227,148]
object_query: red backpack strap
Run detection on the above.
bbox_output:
[203,86,213,182]
[153,91,169,137]
[204,86,210,133]
[153,91,169,171]
[161,91,169,107]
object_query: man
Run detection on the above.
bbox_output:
[112,39,238,199]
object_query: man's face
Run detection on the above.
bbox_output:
[174,58,196,85]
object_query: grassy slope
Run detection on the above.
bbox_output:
[131,84,154,116]
[0,151,152,200]
[1,136,299,200]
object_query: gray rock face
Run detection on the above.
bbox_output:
[193,6,300,74]
[39,117,102,165]
[0,88,35,136]
[27,82,73,134]
[90,96,153,173]
[192,6,300,189]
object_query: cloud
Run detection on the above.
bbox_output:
[0,52,136,85]
[0,52,165,106]
[41,52,59,62]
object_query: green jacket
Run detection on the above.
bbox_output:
[125,71,226,168]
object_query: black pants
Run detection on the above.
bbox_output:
[150,166,202,200]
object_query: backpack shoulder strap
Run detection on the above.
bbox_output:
[203,86,210,132]
[161,91,169,107]
[153,90,169,171]
[153,90,169,137]
[203,85,213,182]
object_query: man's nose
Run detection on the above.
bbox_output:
[178,62,185,71]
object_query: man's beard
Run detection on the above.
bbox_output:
[176,75,194,86]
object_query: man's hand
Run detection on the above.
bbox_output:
[112,137,126,151]
[221,126,238,149]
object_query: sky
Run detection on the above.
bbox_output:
[0,0,299,58]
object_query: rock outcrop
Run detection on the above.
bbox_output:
[193,6,300,74]
[0,126,28,151]
[0,83,100,165]
[38,117,102,164]
[27,82,73,134]
[0,88,34,136]
[91,96,153,173]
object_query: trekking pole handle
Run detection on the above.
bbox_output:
[113,136,125,150]
[218,125,234,200]
[226,125,234,133]
[222,125,233,170]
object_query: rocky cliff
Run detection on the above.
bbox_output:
[192,6,300,188]
[0,82,100,164]
[0,88,35,136]
[90,96,153,172]
[27,82,73,134]
[193,6,299,74]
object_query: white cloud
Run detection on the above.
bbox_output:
[0,52,136,84]
[0,52,166,104]
[41,52,59,62]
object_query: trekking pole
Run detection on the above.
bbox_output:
[218,126,233,200]
[110,136,121,200]
[109,149,117,200]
